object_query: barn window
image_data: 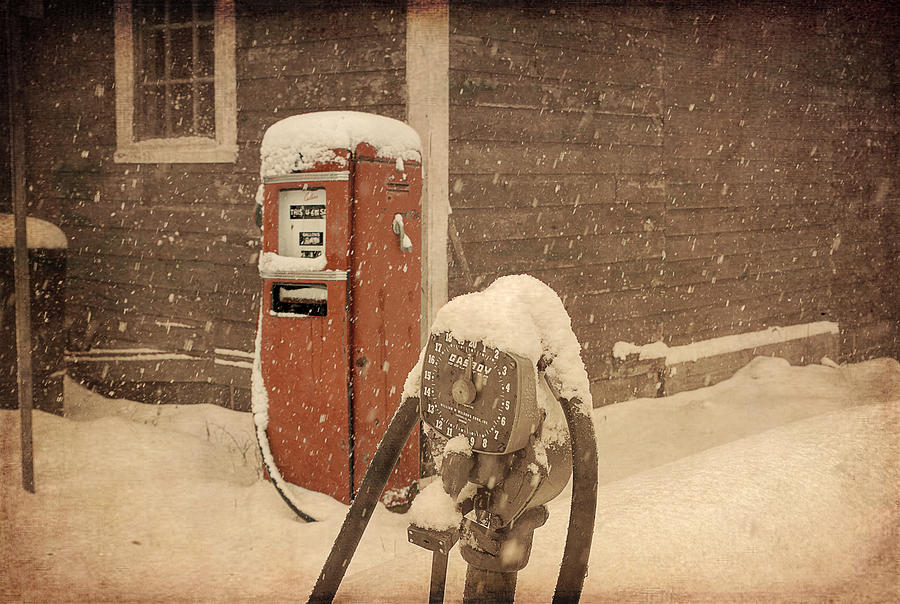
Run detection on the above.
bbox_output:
[114,0,236,163]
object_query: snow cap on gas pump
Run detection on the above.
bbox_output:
[258,111,422,179]
[406,275,593,416]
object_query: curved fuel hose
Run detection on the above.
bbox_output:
[255,439,317,523]
[252,307,317,524]
[552,395,599,604]
[308,395,421,603]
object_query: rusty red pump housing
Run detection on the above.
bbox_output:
[253,112,422,510]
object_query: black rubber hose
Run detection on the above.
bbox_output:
[308,395,421,603]
[256,438,317,523]
[552,396,599,604]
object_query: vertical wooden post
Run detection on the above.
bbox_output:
[5,0,35,493]
[406,0,449,344]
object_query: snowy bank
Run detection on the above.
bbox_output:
[0,214,68,249]
[613,321,840,365]
[2,358,898,602]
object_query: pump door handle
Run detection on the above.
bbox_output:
[392,214,413,253]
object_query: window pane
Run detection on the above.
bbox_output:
[168,26,193,80]
[136,84,166,139]
[136,28,166,84]
[167,0,194,24]
[170,83,194,137]
[196,82,215,136]
[133,1,164,27]
[197,25,213,77]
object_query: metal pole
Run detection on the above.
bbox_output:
[429,550,449,604]
[462,566,517,604]
[5,0,35,494]
[309,396,421,603]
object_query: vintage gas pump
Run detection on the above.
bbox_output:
[310,275,599,603]
[252,112,423,515]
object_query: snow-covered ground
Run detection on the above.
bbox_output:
[2,356,898,602]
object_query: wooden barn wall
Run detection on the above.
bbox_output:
[448,2,899,386]
[18,1,407,408]
[11,1,897,408]
[661,3,898,362]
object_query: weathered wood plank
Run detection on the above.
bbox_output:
[664,331,840,395]
[237,74,406,140]
[67,224,260,264]
[451,5,666,58]
[459,232,664,275]
[452,106,662,146]
[667,181,839,209]
[237,6,405,48]
[67,277,259,325]
[66,303,213,354]
[449,70,663,116]
[68,355,214,387]
[448,173,617,210]
[666,205,836,237]
[663,248,830,287]
[666,227,827,259]
[665,102,896,140]
[660,285,834,346]
[565,289,670,324]
[62,203,258,239]
[452,34,660,88]
[212,319,259,355]
[66,253,257,297]
[664,132,838,163]
[451,141,663,176]
[452,203,664,243]
[240,37,404,77]
[528,260,665,296]
[664,157,834,187]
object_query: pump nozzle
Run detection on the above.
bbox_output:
[392,213,414,252]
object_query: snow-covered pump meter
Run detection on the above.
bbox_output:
[310,276,600,604]
[252,112,423,516]
[420,334,540,455]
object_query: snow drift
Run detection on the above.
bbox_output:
[2,357,898,602]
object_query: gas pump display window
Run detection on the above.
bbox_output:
[278,188,326,259]
[420,332,540,455]
[272,283,327,316]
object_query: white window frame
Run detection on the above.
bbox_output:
[114,0,237,163]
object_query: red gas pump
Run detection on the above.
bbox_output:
[252,112,422,511]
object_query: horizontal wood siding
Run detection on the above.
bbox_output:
[449,5,666,382]
[13,2,897,407]
[449,2,898,389]
[20,0,407,408]
[659,2,898,365]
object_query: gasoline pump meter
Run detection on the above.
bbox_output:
[310,276,599,603]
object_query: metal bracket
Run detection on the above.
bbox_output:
[407,524,459,556]
[408,525,459,604]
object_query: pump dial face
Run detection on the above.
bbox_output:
[420,332,520,454]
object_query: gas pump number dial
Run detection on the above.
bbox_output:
[420,332,539,455]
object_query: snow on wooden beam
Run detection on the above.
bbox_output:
[592,322,842,407]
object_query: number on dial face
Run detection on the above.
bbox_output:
[419,332,518,454]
